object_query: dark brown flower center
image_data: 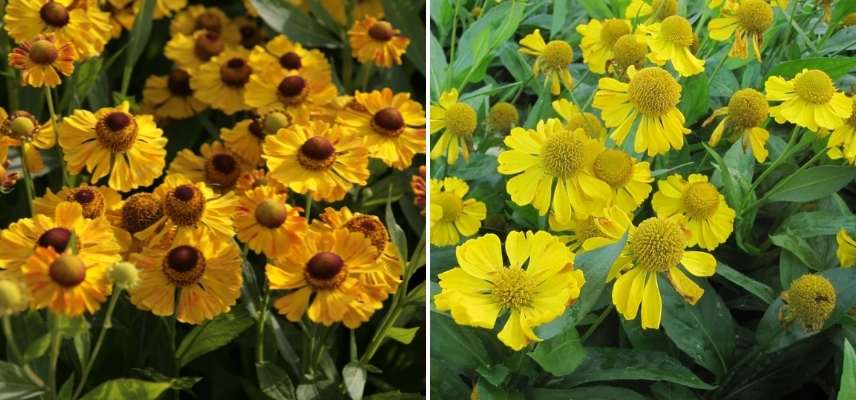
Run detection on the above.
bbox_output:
[40,2,69,27]
[73,189,94,203]
[300,136,334,160]
[194,11,222,33]
[29,39,58,64]
[174,184,196,201]
[121,193,163,233]
[248,119,266,139]
[105,112,131,130]
[211,153,236,174]
[164,184,205,226]
[372,107,405,134]
[95,112,138,153]
[368,21,395,41]
[306,251,343,280]
[239,25,263,49]
[254,199,287,228]
[193,32,225,61]
[49,254,86,287]
[37,227,72,253]
[163,245,206,286]
[277,76,306,98]
[219,58,252,88]
[167,69,193,97]
[67,188,105,219]
[279,52,302,70]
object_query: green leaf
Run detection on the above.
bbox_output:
[343,362,367,400]
[841,339,856,399]
[430,33,447,98]
[770,232,825,271]
[385,196,408,264]
[450,1,524,87]
[579,0,614,18]
[766,165,856,203]
[380,0,425,75]
[476,364,510,387]
[765,57,856,79]
[716,262,776,304]
[678,74,709,126]
[529,328,586,376]
[558,348,715,389]
[0,361,43,400]
[22,333,50,362]
[650,382,700,400]
[550,1,568,39]
[528,386,646,400]
[256,361,296,400]
[832,0,856,23]
[385,326,419,345]
[251,0,340,48]
[79,379,170,400]
[448,153,498,181]
[175,308,254,367]
[777,211,856,238]
[430,311,490,370]
[125,0,155,67]
[58,57,104,113]
[661,278,735,378]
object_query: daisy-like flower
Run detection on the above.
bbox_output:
[434,231,586,350]
[23,246,110,316]
[430,177,486,247]
[8,34,77,87]
[780,274,835,332]
[235,169,287,194]
[118,192,164,236]
[129,229,242,324]
[266,228,384,328]
[248,35,332,79]
[104,0,136,38]
[552,99,606,141]
[221,111,299,167]
[641,15,705,77]
[519,29,574,96]
[709,0,773,61]
[497,119,612,226]
[141,69,207,120]
[704,88,771,162]
[766,69,852,132]
[235,186,306,258]
[590,148,653,213]
[554,205,632,252]
[837,228,856,268]
[244,56,338,117]
[263,120,370,202]
[487,102,519,134]
[0,110,54,172]
[59,102,167,192]
[593,66,690,156]
[429,89,476,165]
[828,97,856,165]
[191,48,254,115]
[411,165,426,214]
[337,88,426,170]
[152,0,187,19]
[652,174,735,250]
[321,0,383,26]
[4,0,112,58]
[348,16,410,68]
[611,216,717,329]
[164,31,226,71]
[0,202,123,275]
[576,18,632,74]
[626,0,678,21]
[169,5,240,45]
[33,185,122,220]
[140,174,238,241]
[168,141,249,191]
[609,34,650,77]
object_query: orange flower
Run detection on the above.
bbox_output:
[8,34,77,87]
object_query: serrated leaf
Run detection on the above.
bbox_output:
[176,308,254,367]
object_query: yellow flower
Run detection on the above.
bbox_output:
[434,231,586,350]
[234,169,288,194]
[152,0,187,19]
[626,0,678,21]
[233,16,266,50]
[487,102,519,134]
[168,141,250,191]
[129,228,242,324]
[248,34,332,80]
[838,228,856,268]
[593,66,690,156]
[244,52,338,117]
[0,272,29,317]
[652,174,735,250]
[0,202,123,276]
[104,0,136,38]
[430,89,476,165]
[141,69,207,120]
[576,18,633,74]
[348,16,410,68]
[641,15,705,77]
[191,48,254,115]
[164,31,226,71]
[267,228,384,328]
[430,177,486,247]
[552,205,632,252]
[311,207,402,299]
[221,111,301,168]
[139,174,238,242]
[337,88,426,170]
[263,120,370,202]
[234,186,307,258]
[8,33,77,87]
[590,148,653,213]
[0,110,54,173]
[33,184,124,226]
[497,119,612,226]
[611,216,717,329]
[827,96,856,165]
[709,0,773,61]
[4,0,112,58]
[704,88,771,162]
[766,69,852,132]
[169,5,240,46]
[24,246,110,316]
[59,102,167,192]
[780,274,835,332]
[552,99,606,141]
[609,34,650,77]
[321,0,383,26]
[519,29,574,96]
[118,192,163,236]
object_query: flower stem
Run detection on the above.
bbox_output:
[71,289,122,400]
[43,87,69,187]
[255,285,271,363]
[47,314,62,400]
[2,316,45,387]
[20,161,34,216]
[748,125,803,193]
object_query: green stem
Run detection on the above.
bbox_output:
[43,87,69,187]
[71,289,122,400]
[361,62,374,91]
[305,196,313,218]
[748,125,802,193]
[709,52,729,82]
[20,160,34,216]
[255,285,271,363]
[2,316,44,387]
[47,314,62,400]
[581,306,612,342]
[757,149,825,204]
[448,0,463,74]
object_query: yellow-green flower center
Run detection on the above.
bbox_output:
[593,149,634,187]
[627,67,681,117]
[492,268,534,309]
[784,274,836,332]
[683,181,720,219]
[629,217,685,272]
[6,112,38,142]
[736,0,773,34]
[601,19,631,48]
[29,39,58,65]
[262,111,292,136]
[49,254,86,288]
[575,217,603,243]
[542,40,573,70]
[566,112,604,140]
[793,69,835,105]
[660,15,694,47]
[435,192,463,222]
[727,88,768,129]
[542,128,585,178]
[444,103,477,137]
[255,199,287,228]
[612,35,648,71]
[487,102,519,133]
